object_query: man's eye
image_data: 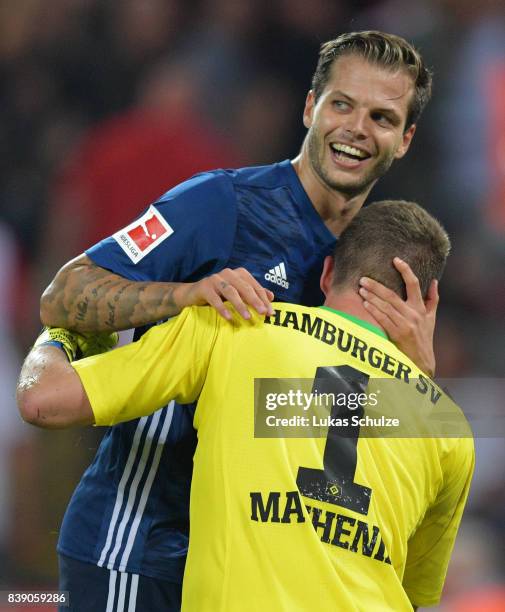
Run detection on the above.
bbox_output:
[372,113,392,125]
[333,100,349,110]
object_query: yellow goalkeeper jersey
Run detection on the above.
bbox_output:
[73,303,474,612]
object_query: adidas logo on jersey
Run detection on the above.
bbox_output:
[265,262,289,289]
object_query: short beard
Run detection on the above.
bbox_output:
[307,127,395,198]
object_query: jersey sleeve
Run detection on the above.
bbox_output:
[85,171,238,282]
[72,306,220,425]
[402,437,475,607]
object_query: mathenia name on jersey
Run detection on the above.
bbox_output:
[251,490,391,565]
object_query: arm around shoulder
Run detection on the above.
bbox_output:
[40,253,188,332]
[40,253,274,332]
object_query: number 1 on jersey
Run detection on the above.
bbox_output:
[296,365,372,515]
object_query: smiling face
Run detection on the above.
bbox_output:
[303,53,416,198]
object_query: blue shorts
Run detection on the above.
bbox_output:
[58,554,181,611]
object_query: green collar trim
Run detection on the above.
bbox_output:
[318,306,388,340]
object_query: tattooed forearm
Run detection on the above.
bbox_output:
[40,254,185,332]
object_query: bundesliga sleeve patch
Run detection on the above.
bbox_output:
[112,205,174,263]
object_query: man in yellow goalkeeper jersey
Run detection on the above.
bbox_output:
[17,200,474,611]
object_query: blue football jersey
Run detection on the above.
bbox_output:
[57,160,336,581]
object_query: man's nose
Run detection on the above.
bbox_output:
[342,110,369,140]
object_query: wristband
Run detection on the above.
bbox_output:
[34,327,78,362]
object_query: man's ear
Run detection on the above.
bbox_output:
[303,90,315,129]
[320,256,334,296]
[394,123,416,159]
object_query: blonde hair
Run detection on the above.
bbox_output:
[332,200,450,299]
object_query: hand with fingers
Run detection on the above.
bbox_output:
[174,267,275,321]
[358,257,438,377]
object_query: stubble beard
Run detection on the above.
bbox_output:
[307,127,396,198]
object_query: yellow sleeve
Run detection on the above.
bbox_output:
[71,306,220,425]
[402,437,475,607]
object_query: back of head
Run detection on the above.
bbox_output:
[311,30,433,128]
[332,200,450,299]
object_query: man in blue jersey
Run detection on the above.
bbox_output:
[39,31,436,611]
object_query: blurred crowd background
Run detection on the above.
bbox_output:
[0,0,504,610]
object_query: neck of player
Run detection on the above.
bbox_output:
[291,152,375,237]
[324,289,386,337]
